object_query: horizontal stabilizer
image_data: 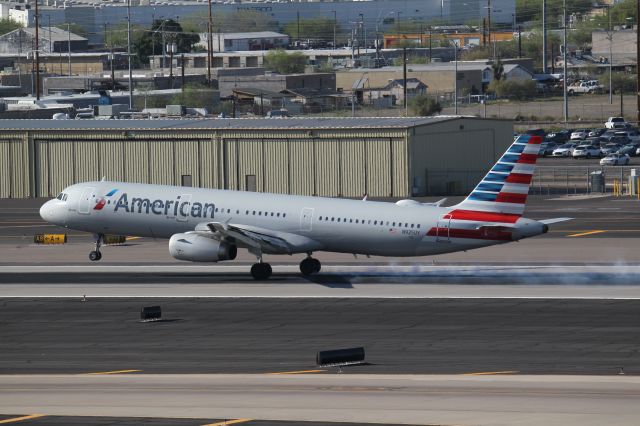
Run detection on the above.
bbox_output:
[424,198,447,207]
[539,217,573,225]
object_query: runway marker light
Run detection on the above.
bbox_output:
[33,234,66,244]
[316,347,365,369]
[141,306,162,322]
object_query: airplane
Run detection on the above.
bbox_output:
[40,134,568,280]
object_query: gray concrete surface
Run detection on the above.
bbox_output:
[2,374,639,426]
[1,298,638,375]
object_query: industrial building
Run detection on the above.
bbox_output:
[0,116,511,199]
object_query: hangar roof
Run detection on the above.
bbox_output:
[0,116,471,130]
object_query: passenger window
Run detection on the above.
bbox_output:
[215,208,219,212]
[277,213,280,217]
[355,219,359,224]
[270,212,274,216]
[411,224,414,228]
[253,211,256,215]
[417,224,421,229]
[259,212,262,216]
[227,209,231,213]
[337,218,341,222]
[331,217,335,221]
[374,221,377,225]
[405,223,408,227]
[283,213,286,218]
[349,219,353,223]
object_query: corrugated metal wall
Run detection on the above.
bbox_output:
[2,119,508,199]
[0,139,28,198]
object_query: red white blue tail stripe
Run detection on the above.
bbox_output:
[454,134,541,216]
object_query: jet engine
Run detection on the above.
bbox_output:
[169,233,237,262]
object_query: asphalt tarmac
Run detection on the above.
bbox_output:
[1,298,638,375]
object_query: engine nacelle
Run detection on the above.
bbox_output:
[169,233,237,262]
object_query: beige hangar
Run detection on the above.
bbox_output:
[0,117,512,199]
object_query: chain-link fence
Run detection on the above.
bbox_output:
[532,166,640,196]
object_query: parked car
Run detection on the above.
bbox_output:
[570,129,589,140]
[572,145,601,158]
[616,144,639,156]
[600,153,630,165]
[600,143,623,155]
[605,117,630,129]
[538,142,558,157]
[552,143,577,157]
[614,129,640,143]
[525,128,546,138]
[588,128,607,138]
[546,129,572,143]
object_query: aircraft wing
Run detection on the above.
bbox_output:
[195,221,323,256]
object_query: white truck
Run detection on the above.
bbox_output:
[567,81,602,95]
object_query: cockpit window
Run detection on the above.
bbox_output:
[56,193,68,201]
[56,193,63,200]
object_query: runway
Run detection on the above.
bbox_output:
[2,374,639,426]
[1,297,638,375]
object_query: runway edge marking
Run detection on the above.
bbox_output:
[0,414,46,424]
[201,419,253,426]
[84,369,143,375]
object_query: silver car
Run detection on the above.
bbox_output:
[572,145,601,159]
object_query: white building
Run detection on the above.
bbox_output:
[197,31,290,52]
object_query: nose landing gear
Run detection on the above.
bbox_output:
[89,234,104,261]
[300,256,321,276]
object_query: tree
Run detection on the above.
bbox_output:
[487,79,536,100]
[283,17,340,44]
[170,83,219,110]
[264,49,307,74]
[410,95,442,116]
[135,19,199,64]
[492,59,505,81]
[182,10,276,34]
[0,18,22,36]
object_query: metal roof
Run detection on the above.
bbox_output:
[0,116,464,131]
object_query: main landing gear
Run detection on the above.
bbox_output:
[250,262,272,280]
[89,234,104,261]
[299,255,321,276]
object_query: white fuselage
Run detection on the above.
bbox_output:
[40,181,546,258]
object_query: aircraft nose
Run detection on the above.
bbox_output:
[39,200,53,221]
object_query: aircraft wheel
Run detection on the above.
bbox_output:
[312,258,321,273]
[89,251,102,261]
[251,262,272,280]
[300,258,317,276]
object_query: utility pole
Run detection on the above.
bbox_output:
[168,42,175,89]
[454,41,458,115]
[110,49,115,90]
[67,23,71,75]
[542,0,547,73]
[297,11,300,45]
[482,18,486,45]
[181,53,185,89]
[637,0,640,124]
[207,0,212,84]
[35,0,40,100]
[518,25,522,58]
[127,0,133,109]
[487,0,491,48]
[48,16,51,53]
[607,6,613,105]
[562,0,568,124]
[403,46,407,116]
[331,10,336,48]
[428,28,432,62]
